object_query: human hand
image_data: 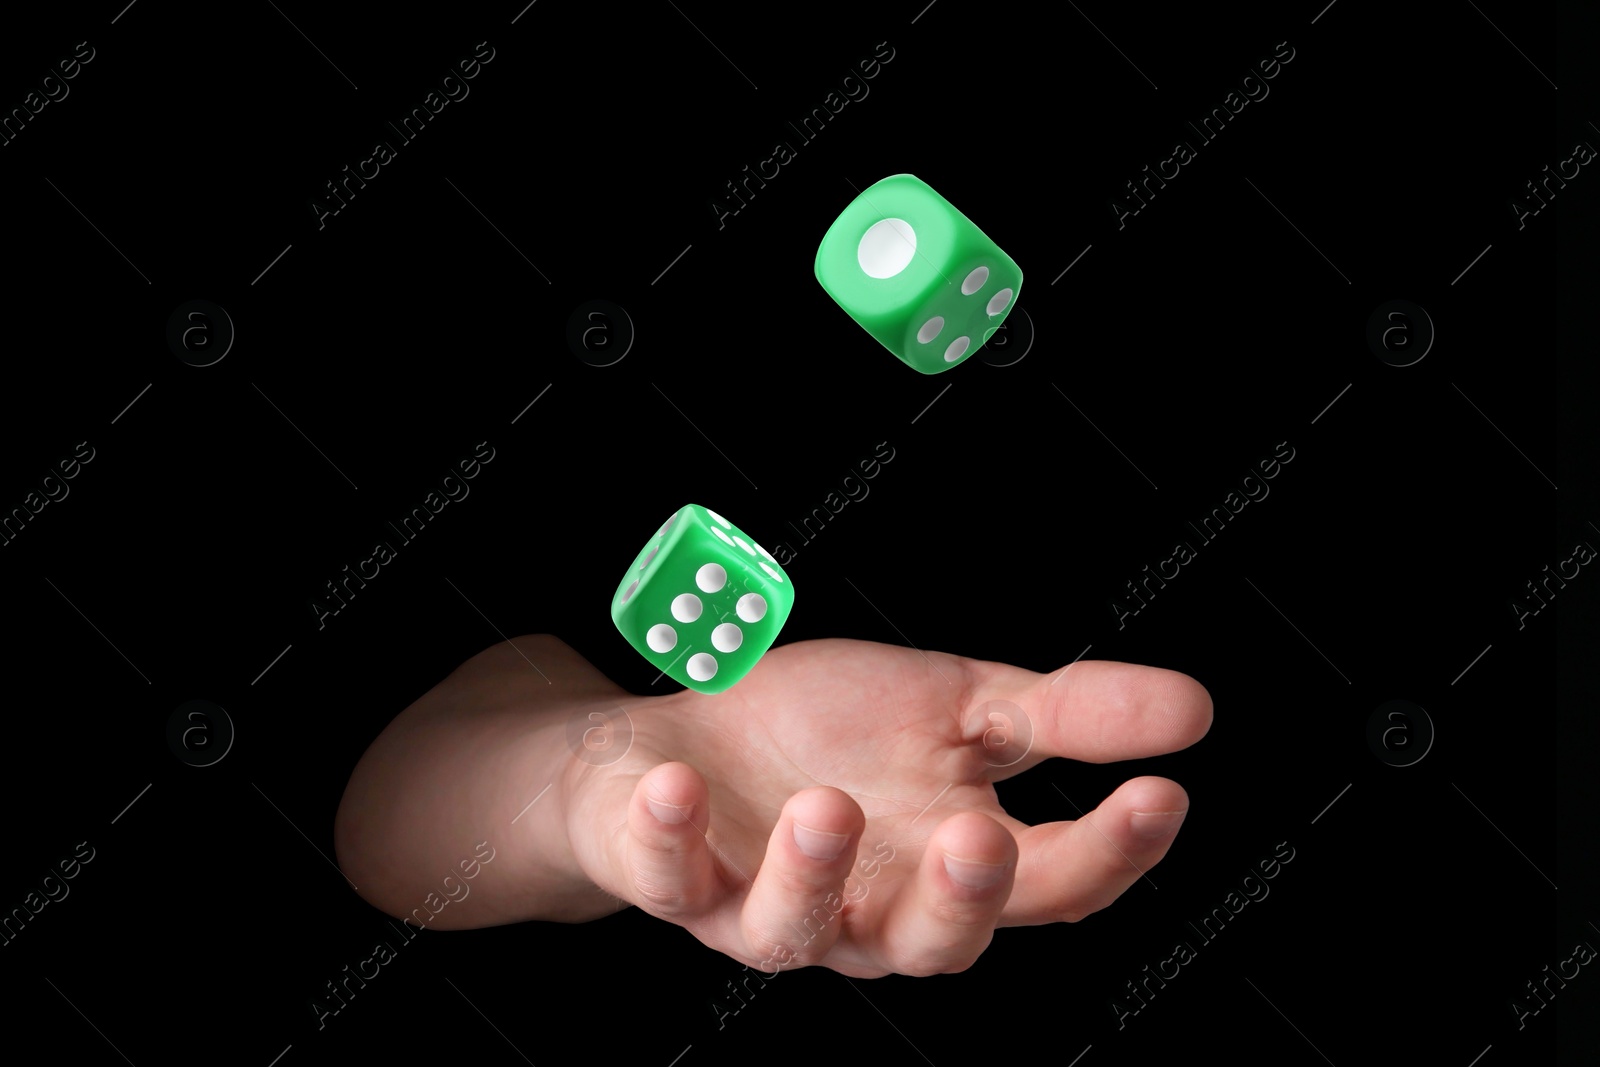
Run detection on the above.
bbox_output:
[553,635,1212,977]
[336,634,1210,977]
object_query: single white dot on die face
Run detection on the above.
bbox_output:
[671,593,702,622]
[857,218,917,279]
[737,593,767,622]
[759,562,783,582]
[987,288,1013,316]
[622,579,638,602]
[659,512,677,534]
[687,653,717,682]
[712,623,743,652]
[705,509,732,528]
[710,527,735,547]
[642,546,659,569]
[733,536,756,556]
[696,563,727,593]
[962,266,989,295]
[944,336,971,362]
[917,316,944,344]
[647,624,677,653]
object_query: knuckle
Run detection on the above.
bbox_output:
[928,896,994,929]
[631,874,694,915]
[887,928,989,978]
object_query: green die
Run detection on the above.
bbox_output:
[610,504,794,694]
[814,173,1023,374]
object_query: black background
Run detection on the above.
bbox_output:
[2,0,1594,1063]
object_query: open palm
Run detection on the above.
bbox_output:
[561,636,1213,977]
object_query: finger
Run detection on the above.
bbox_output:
[877,811,1017,976]
[1002,776,1188,927]
[623,762,721,918]
[961,658,1213,777]
[737,787,865,972]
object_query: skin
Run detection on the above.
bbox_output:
[334,634,1212,977]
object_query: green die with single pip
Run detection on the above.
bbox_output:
[611,504,794,694]
[815,173,1023,374]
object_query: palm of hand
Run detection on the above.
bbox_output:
[568,637,1211,978]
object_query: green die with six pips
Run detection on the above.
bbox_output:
[610,505,794,694]
[815,173,1023,374]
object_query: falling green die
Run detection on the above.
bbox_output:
[815,173,1023,374]
[611,504,794,694]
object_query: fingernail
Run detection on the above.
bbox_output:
[793,822,848,860]
[943,854,1006,889]
[1130,810,1187,839]
[647,798,693,825]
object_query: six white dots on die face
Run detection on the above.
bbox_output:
[639,508,780,681]
[647,583,769,671]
